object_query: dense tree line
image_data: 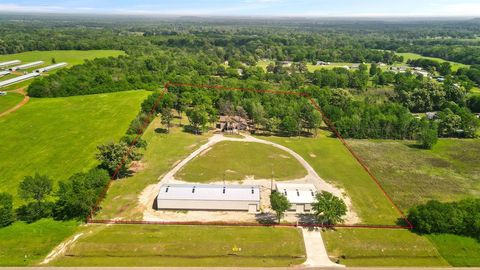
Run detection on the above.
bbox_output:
[408,199,480,240]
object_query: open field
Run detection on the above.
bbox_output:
[0,219,78,266]
[348,139,480,211]
[0,90,149,204]
[260,132,401,225]
[427,234,480,267]
[322,229,449,266]
[0,92,24,113]
[396,52,469,71]
[0,50,125,68]
[176,141,308,182]
[96,117,209,220]
[49,224,306,267]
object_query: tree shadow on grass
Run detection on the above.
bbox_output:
[155,127,168,134]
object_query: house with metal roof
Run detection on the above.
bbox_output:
[276,183,317,213]
[156,184,260,213]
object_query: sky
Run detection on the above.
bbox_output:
[0,0,480,17]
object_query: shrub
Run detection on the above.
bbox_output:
[0,193,15,227]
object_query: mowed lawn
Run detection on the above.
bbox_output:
[348,139,480,211]
[260,133,401,225]
[96,117,209,220]
[427,234,480,267]
[0,219,78,266]
[322,229,449,267]
[49,225,306,267]
[176,141,307,182]
[0,92,24,113]
[0,90,150,204]
[396,52,469,71]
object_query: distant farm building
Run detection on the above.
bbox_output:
[156,184,260,213]
[35,62,67,73]
[0,60,21,68]
[276,183,317,213]
[426,111,438,120]
[9,61,44,71]
[316,61,330,66]
[0,70,11,77]
[216,115,250,133]
[0,72,40,88]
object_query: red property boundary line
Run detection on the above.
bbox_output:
[87,82,413,230]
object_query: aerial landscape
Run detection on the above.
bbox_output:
[0,0,479,268]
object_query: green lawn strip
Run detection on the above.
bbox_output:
[0,50,125,68]
[259,134,401,225]
[176,141,307,182]
[427,234,480,267]
[0,90,150,205]
[322,228,449,267]
[95,118,209,220]
[396,52,469,71]
[50,224,306,267]
[0,92,24,113]
[348,139,480,211]
[0,219,78,266]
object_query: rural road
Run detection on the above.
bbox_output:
[0,87,30,117]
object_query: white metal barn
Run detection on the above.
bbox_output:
[9,61,44,71]
[156,184,260,213]
[275,183,317,213]
[0,73,40,88]
[0,70,11,77]
[0,60,21,68]
[35,62,67,73]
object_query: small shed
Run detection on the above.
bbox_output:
[156,184,260,213]
[276,183,317,213]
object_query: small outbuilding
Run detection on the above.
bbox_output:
[276,183,317,213]
[156,184,260,213]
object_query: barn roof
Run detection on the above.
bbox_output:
[157,184,260,202]
[276,183,317,204]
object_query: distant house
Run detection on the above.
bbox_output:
[350,63,360,69]
[0,91,7,96]
[426,111,438,120]
[316,61,330,66]
[435,77,445,82]
[280,61,293,67]
[156,184,260,213]
[390,66,408,73]
[275,183,317,213]
[414,70,430,77]
[216,115,250,133]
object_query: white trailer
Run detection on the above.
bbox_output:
[0,60,21,68]
[0,72,40,88]
[9,61,44,71]
[35,62,67,73]
[0,70,11,77]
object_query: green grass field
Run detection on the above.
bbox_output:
[427,234,480,267]
[0,92,24,113]
[0,219,78,266]
[96,117,209,220]
[176,141,307,182]
[0,90,149,204]
[0,50,125,68]
[260,132,401,225]
[49,224,306,267]
[322,229,449,266]
[396,52,469,71]
[348,139,480,211]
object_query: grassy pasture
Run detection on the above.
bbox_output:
[427,234,480,267]
[322,229,449,266]
[176,141,308,182]
[96,116,209,220]
[0,90,149,204]
[396,52,469,71]
[0,92,24,113]
[260,132,401,225]
[0,219,78,266]
[49,224,306,267]
[348,139,480,211]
